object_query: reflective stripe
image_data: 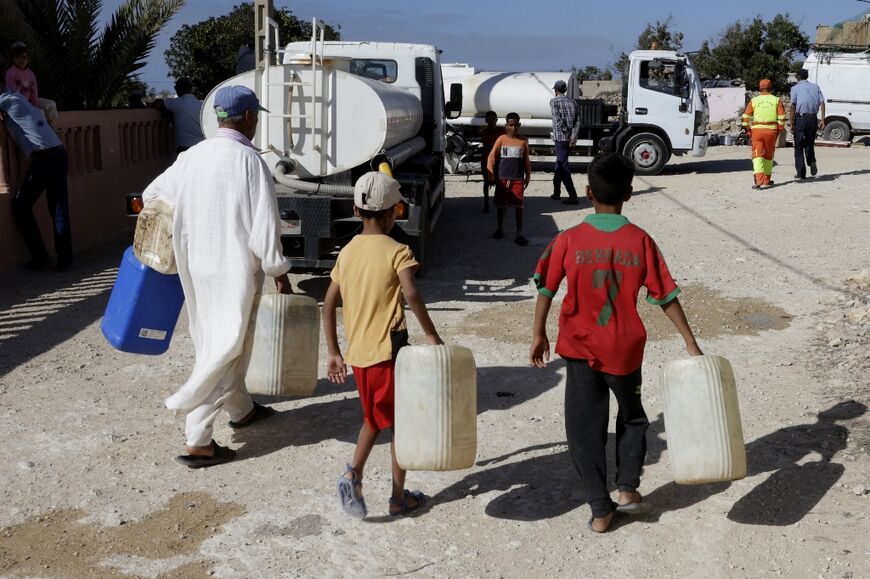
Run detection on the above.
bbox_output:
[749,94,780,124]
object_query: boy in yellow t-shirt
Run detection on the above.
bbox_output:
[323,171,442,519]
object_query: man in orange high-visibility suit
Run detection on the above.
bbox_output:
[741,79,786,189]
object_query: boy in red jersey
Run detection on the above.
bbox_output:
[529,153,703,533]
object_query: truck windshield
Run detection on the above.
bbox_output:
[350,59,398,83]
[639,60,677,96]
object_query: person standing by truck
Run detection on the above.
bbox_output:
[0,89,72,271]
[741,79,786,189]
[789,68,825,180]
[479,110,504,213]
[142,85,292,468]
[487,112,531,245]
[549,80,579,204]
[152,77,204,155]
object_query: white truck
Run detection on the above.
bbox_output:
[443,50,709,175]
[199,1,460,269]
[803,49,870,142]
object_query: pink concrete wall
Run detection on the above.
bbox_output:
[0,109,173,272]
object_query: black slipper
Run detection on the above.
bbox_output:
[228,402,275,429]
[175,442,236,469]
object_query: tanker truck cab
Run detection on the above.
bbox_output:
[620,50,708,174]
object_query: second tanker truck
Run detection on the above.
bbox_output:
[442,51,710,175]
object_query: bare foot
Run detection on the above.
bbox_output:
[618,490,643,506]
[590,510,616,533]
[184,441,215,457]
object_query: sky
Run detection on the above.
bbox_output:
[101,0,870,90]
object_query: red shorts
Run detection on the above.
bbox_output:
[352,360,396,431]
[494,179,524,208]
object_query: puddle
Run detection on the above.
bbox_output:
[0,492,244,578]
[462,283,791,344]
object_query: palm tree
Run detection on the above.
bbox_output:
[0,0,184,110]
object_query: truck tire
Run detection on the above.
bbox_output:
[822,120,851,142]
[622,132,669,175]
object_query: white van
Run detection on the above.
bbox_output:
[803,50,870,141]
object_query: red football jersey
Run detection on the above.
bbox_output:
[534,214,680,375]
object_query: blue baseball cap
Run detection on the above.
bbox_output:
[213,85,268,119]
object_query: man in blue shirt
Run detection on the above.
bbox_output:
[0,90,71,270]
[789,69,826,180]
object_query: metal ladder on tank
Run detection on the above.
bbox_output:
[256,8,328,172]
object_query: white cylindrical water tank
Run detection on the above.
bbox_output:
[661,355,747,484]
[452,71,575,120]
[202,65,424,178]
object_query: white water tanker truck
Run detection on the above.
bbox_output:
[198,1,463,269]
[443,51,709,175]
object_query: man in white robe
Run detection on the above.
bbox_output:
[142,85,292,467]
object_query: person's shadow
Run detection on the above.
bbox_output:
[726,400,865,526]
[427,414,666,521]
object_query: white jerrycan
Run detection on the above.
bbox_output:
[243,294,320,396]
[394,345,477,470]
[661,355,747,484]
[133,199,176,274]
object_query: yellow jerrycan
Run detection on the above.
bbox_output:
[243,294,320,396]
[661,355,747,484]
[394,345,477,470]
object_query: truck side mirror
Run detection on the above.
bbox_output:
[445,83,463,119]
[674,62,690,99]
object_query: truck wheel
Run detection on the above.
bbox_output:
[622,133,669,175]
[822,120,851,142]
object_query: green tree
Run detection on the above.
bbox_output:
[693,14,809,90]
[0,0,183,110]
[165,2,340,95]
[574,65,613,82]
[613,17,684,79]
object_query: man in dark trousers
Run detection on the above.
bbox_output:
[549,80,579,204]
[0,89,71,271]
[789,69,825,180]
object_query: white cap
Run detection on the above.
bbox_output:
[354,172,404,211]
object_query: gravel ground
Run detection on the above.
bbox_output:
[1,144,869,578]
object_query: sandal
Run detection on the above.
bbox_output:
[389,490,427,516]
[175,441,236,469]
[228,402,275,429]
[336,465,367,519]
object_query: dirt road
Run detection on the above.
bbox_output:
[1,145,869,578]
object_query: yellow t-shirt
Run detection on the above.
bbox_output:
[330,234,419,367]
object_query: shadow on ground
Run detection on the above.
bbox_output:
[427,414,666,521]
[0,237,128,378]
[232,361,568,461]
